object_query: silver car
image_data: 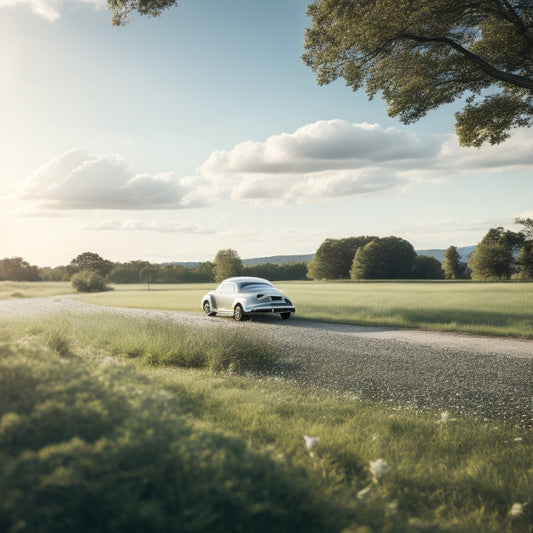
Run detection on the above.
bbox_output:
[201,277,295,321]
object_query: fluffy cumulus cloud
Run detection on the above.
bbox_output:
[16,148,210,210]
[0,0,105,22]
[200,120,533,205]
[14,122,533,213]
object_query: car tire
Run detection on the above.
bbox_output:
[233,304,245,321]
[203,301,216,316]
[280,312,291,320]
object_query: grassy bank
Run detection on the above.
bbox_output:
[1,312,531,532]
[0,281,73,300]
[75,281,533,338]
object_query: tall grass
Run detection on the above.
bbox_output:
[1,311,531,532]
[0,344,339,533]
[18,312,279,375]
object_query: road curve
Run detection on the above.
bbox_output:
[1,296,531,427]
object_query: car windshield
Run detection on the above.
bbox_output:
[239,282,273,293]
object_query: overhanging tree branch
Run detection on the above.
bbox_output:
[398,32,533,90]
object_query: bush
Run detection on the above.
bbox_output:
[0,344,341,533]
[71,269,112,292]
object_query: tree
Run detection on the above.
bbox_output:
[108,261,152,283]
[442,246,467,279]
[308,237,376,280]
[468,226,524,280]
[303,0,533,147]
[139,265,161,285]
[413,255,444,279]
[70,252,114,278]
[107,0,178,25]
[350,237,416,279]
[0,257,41,281]
[71,270,111,292]
[244,262,309,281]
[515,217,533,279]
[213,249,243,282]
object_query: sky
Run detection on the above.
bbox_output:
[1,0,532,267]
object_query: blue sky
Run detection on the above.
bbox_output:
[1,0,532,266]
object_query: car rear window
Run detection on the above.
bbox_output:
[239,282,273,292]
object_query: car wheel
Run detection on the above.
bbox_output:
[203,301,215,316]
[233,304,245,321]
[280,312,291,320]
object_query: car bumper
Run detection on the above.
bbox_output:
[246,305,295,314]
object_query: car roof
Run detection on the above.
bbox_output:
[222,277,272,285]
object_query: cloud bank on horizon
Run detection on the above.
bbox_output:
[13,120,533,213]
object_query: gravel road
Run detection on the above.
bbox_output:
[1,296,532,428]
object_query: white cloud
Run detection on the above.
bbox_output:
[200,120,533,205]
[0,0,105,21]
[16,148,210,210]
[438,128,533,172]
[15,124,533,213]
[83,220,213,234]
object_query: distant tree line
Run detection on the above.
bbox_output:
[2,218,532,285]
[306,218,533,282]
[0,250,309,288]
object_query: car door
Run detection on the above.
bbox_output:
[213,282,236,312]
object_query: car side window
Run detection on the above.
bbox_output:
[221,283,235,296]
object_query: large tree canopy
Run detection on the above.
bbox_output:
[303,0,533,146]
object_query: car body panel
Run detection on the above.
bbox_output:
[201,277,295,320]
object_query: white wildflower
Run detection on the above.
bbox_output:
[514,437,523,442]
[438,411,456,423]
[510,503,524,517]
[370,458,389,481]
[304,435,319,450]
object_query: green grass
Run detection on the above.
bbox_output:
[0,281,74,300]
[73,281,533,339]
[1,312,531,532]
[2,280,532,337]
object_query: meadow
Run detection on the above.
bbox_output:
[0,310,531,532]
[73,281,533,339]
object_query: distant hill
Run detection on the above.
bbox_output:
[417,246,476,263]
[243,254,314,266]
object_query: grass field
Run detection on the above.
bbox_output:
[1,311,531,532]
[0,281,73,300]
[74,280,533,339]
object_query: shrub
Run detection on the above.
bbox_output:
[71,269,112,293]
[0,344,342,533]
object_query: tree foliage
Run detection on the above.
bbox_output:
[468,226,524,280]
[303,0,533,147]
[213,249,243,282]
[308,237,376,280]
[413,255,444,279]
[515,217,533,279]
[0,257,41,281]
[442,246,468,279]
[107,0,179,25]
[70,252,114,278]
[71,270,111,293]
[243,262,309,281]
[350,236,416,279]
